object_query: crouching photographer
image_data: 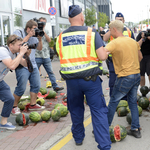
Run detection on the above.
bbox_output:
[0,35,28,129]
[11,19,45,115]
[136,26,150,87]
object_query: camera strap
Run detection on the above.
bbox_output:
[18,29,33,73]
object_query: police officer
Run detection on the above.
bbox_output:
[56,5,111,150]
[103,12,135,98]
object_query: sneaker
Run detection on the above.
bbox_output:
[54,87,64,92]
[75,142,83,146]
[28,104,45,111]
[0,122,16,130]
[127,128,141,138]
[11,107,21,115]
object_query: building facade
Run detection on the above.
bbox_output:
[0,0,112,45]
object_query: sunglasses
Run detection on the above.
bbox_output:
[10,37,21,43]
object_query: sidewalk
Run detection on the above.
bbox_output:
[0,58,109,150]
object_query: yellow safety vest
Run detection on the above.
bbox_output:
[109,27,131,57]
[56,27,103,79]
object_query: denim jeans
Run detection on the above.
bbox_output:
[107,73,140,130]
[0,80,14,117]
[35,58,59,89]
[14,67,40,96]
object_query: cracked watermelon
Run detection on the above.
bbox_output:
[109,125,127,142]
[39,87,47,95]
[46,90,57,99]
[36,98,45,106]
[16,113,29,126]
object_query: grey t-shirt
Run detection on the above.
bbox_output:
[13,29,39,68]
[0,46,16,81]
[35,29,50,58]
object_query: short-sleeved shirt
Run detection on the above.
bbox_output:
[62,26,104,50]
[13,29,39,68]
[105,36,140,77]
[0,46,16,81]
[35,29,50,58]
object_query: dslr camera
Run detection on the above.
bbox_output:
[22,42,36,49]
[144,32,150,37]
[33,18,45,37]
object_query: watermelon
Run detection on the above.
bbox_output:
[54,103,64,109]
[51,109,61,121]
[56,106,68,117]
[18,100,30,111]
[138,97,149,109]
[46,90,57,99]
[117,107,128,117]
[126,105,142,116]
[36,98,45,106]
[117,100,128,110]
[16,113,29,126]
[19,95,30,102]
[140,86,149,96]
[137,94,142,102]
[46,81,52,88]
[102,69,109,75]
[109,125,127,142]
[41,110,51,121]
[37,92,48,98]
[39,87,47,95]
[126,112,132,124]
[29,112,41,122]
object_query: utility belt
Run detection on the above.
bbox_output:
[84,74,98,81]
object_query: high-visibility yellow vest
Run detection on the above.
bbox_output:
[56,27,103,79]
[109,27,131,57]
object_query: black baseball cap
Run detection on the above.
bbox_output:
[68,5,82,18]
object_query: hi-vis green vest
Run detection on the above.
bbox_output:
[56,27,103,79]
[109,27,131,57]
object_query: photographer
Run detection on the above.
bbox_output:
[11,19,45,115]
[136,27,150,87]
[35,17,64,92]
[0,35,28,129]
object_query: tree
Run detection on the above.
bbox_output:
[84,6,97,26]
[14,8,22,27]
[97,12,108,28]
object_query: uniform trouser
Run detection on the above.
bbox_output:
[66,76,111,150]
[0,80,14,117]
[108,60,127,100]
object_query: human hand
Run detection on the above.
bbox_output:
[26,49,31,56]
[37,36,42,41]
[20,44,28,55]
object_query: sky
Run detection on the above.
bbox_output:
[111,0,150,23]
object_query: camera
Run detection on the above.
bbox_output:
[144,32,150,37]
[33,18,45,37]
[22,42,36,49]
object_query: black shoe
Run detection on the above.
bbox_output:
[127,128,141,138]
[75,142,83,146]
[92,130,94,134]
[54,87,64,92]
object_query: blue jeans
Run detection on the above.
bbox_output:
[0,80,14,117]
[14,67,40,96]
[66,77,111,150]
[107,73,140,130]
[35,58,59,89]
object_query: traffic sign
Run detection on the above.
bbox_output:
[48,7,57,16]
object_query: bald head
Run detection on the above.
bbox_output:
[69,12,84,26]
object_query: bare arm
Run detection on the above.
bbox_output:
[36,37,43,50]
[103,31,111,42]
[2,45,28,70]
[96,46,108,61]
[20,58,27,67]
[138,50,143,62]
[44,32,51,43]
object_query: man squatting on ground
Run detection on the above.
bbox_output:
[0,35,28,129]
[105,20,143,138]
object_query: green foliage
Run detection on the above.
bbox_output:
[14,8,22,27]
[98,12,108,28]
[49,39,55,47]
[84,6,97,26]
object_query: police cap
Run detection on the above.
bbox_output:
[68,5,82,18]
[115,12,124,18]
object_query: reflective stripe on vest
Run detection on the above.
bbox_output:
[57,27,102,74]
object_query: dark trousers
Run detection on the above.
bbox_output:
[66,76,111,150]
